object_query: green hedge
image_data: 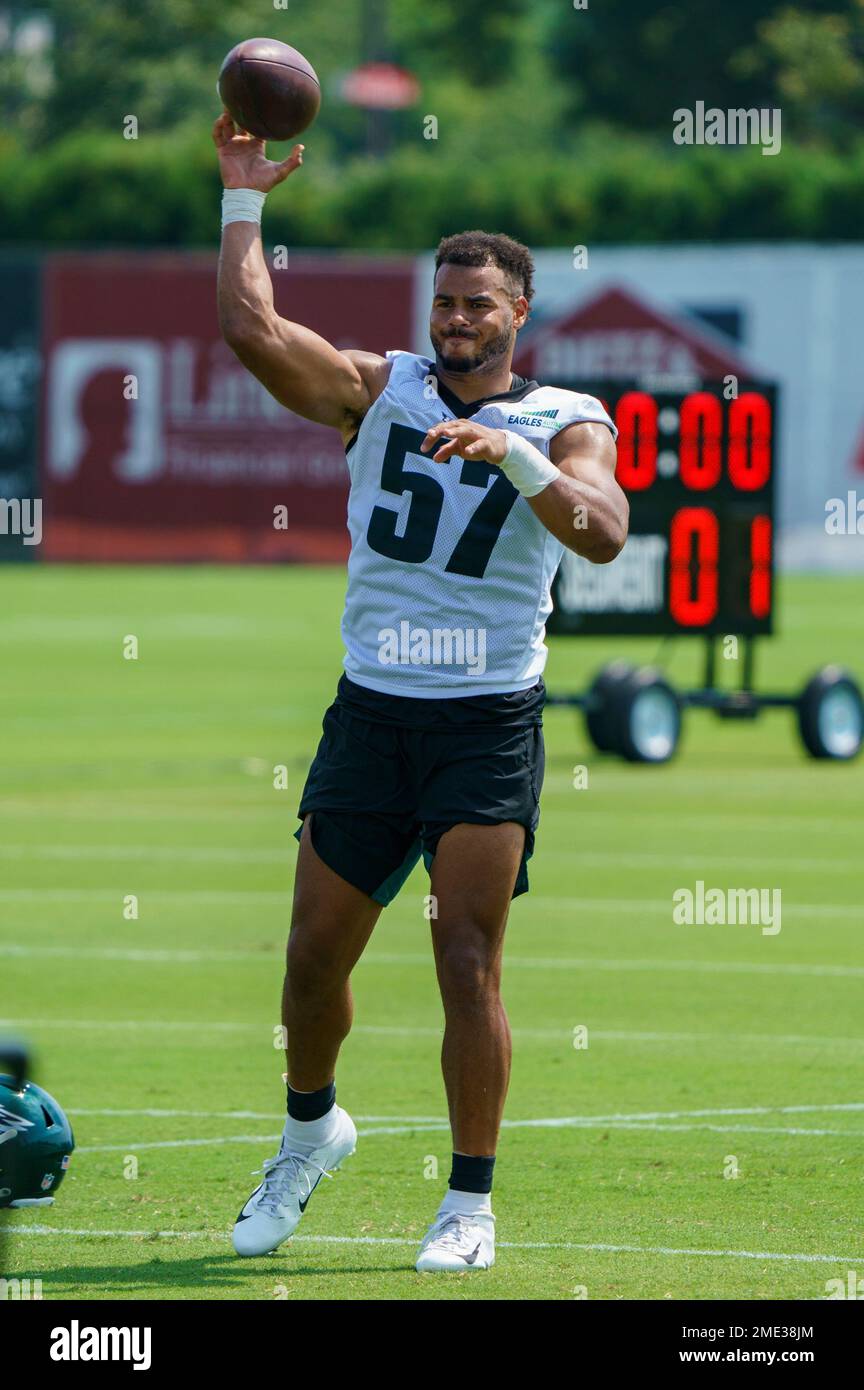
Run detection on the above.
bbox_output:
[2,130,863,249]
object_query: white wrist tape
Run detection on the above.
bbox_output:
[221,188,267,228]
[498,430,559,497]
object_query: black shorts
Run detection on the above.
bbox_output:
[295,674,546,905]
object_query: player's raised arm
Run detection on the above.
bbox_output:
[213,112,388,435]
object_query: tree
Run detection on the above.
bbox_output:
[545,0,860,135]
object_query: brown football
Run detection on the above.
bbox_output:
[218,38,320,142]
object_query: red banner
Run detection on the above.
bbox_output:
[41,252,414,561]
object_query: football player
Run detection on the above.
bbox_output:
[214,114,628,1272]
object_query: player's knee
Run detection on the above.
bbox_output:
[284,928,340,998]
[435,932,501,1012]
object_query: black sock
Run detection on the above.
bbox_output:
[286,1080,335,1121]
[449,1152,495,1194]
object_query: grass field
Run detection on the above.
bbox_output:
[1,565,862,1302]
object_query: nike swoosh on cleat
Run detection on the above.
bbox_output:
[235,1183,263,1222]
[298,1174,323,1213]
[459,1242,482,1265]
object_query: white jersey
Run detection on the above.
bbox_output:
[341,350,616,697]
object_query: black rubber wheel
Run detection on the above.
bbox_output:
[797,666,863,760]
[610,667,682,764]
[584,661,636,753]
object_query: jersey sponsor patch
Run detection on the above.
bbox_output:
[507,413,558,428]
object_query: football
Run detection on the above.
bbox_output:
[218,37,320,142]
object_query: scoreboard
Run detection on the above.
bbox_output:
[549,382,777,637]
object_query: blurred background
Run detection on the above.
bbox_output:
[1,0,863,566]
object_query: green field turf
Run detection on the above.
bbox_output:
[1,565,862,1302]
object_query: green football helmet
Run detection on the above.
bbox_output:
[0,1075,75,1208]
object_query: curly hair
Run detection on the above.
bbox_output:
[434,230,535,304]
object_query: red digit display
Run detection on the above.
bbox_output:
[547,382,776,638]
[669,507,719,626]
[614,391,657,490]
[679,392,722,490]
[749,514,772,619]
[728,393,771,491]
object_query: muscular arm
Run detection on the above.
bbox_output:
[420,416,628,563]
[214,113,388,439]
[533,420,628,562]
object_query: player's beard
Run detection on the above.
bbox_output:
[431,322,514,375]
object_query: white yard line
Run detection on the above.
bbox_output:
[72,1106,864,1152]
[0,890,289,904]
[0,948,285,965]
[0,1016,260,1030]
[529,897,864,921]
[3,842,864,873]
[2,946,864,978]
[0,803,277,824]
[62,1102,864,1121]
[539,848,864,874]
[0,890,860,921]
[0,845,287,864]
[65,1109,446,1121]
[4,1225,859,1265]
[2,1016,862,1050]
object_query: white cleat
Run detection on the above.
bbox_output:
[415,1210,496,1272]
[232,1105,357,1257]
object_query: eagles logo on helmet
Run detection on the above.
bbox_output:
[0,1075,75,1208]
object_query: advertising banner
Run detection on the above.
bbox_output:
[41,252,414,562]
